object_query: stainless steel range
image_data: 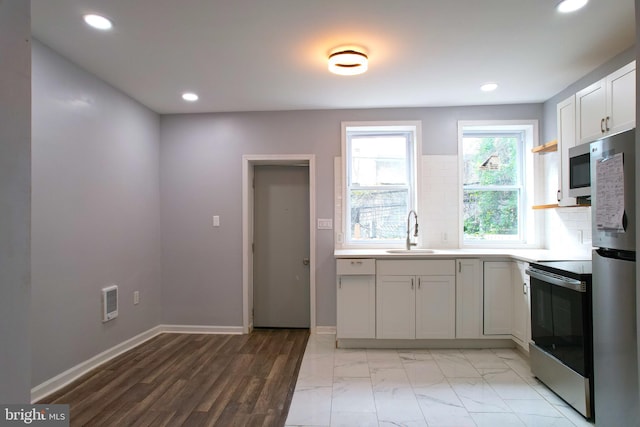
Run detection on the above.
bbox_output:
[526,260,593,419]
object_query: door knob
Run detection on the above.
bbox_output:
[302,258,310,265]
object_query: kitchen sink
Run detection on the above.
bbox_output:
[385,249,436,254]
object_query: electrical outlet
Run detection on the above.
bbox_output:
[133,291,140,305]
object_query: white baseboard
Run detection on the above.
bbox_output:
[31,323,244,403]
[336,338,515,349]
[160,324,244,335]
[31,325,163,403]
[313,326,337,335]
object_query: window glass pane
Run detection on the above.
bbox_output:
[463,136,519,186]
[350,188,408,240]
[350,136,407,186]
[463,190,519,241]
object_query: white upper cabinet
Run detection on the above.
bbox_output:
[606,61,636,135]
[575,79,606,145]
[557,95,577,206]
[576,61,635,145]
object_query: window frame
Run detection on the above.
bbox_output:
[457,120,540,248]
[340,121,422,248]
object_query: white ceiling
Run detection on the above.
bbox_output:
[31,0,635,115]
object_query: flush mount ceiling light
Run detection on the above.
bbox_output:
[328,49,368,76]
[181,92,199,102]
[480,82,498,92]
[83,14,113,30]
[557,0,588,13]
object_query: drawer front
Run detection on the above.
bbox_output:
[337,259,376,275]
[377,260,455,276]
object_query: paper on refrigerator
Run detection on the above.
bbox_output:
[595,152,625,232]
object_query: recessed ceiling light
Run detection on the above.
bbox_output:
[480,83,498,92]
[83,14,113,30]
[328,49,368,76]
[557,0,588,13]
[182,92,199,102]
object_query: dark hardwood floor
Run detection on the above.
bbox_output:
[39,329,310,427]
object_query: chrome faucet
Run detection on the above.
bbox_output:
[406,210,419,250]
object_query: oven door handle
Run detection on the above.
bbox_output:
[525,268,586,292]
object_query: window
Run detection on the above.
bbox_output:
[458,121,537,247]
[342,122,421,246]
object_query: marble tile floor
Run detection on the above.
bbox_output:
[285,334,594,427]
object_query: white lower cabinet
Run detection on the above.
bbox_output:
[337,257,530,348]
[336,259,376,339]
[376,275,415,339]
[483,261,513,335]
[416,275,456,339]
[511,261,530,350]
[483,260,532,347]
[455,259,483,338]
[376,260,455,339]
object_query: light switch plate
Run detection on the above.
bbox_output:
[213,215,220,227]
[317,218,333,230]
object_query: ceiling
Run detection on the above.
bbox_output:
[31,0,635,115]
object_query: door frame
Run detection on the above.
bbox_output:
[242,154,316,334]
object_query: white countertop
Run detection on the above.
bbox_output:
[334,248,592,263]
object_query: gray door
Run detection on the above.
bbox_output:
[253,165,310,328]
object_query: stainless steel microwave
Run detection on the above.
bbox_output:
[568,143,591,198]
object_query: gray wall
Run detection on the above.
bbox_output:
[160,104,542,327]
[0,0,31,403]
[31,41,162,386]
[542,46,636,143]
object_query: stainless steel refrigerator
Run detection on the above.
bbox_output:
[590,128,639,426]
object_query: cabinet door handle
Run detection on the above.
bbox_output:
[339,277,342,289]
[605,116,610,131]
[411,278,414,290]
[601,118,606,133]
[523,283,527,295]
[458,261,462,273]
[418,277,421,289]
[350,261,363,265]
[557,189,561,202]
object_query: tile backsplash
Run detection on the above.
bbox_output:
[420,155,459,248]
[545,207,592,256]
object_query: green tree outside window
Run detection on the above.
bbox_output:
[463,135,521,241]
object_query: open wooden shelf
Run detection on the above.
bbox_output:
[531,140,558,153]
[532,204,559,210]
[532,203,591,210]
